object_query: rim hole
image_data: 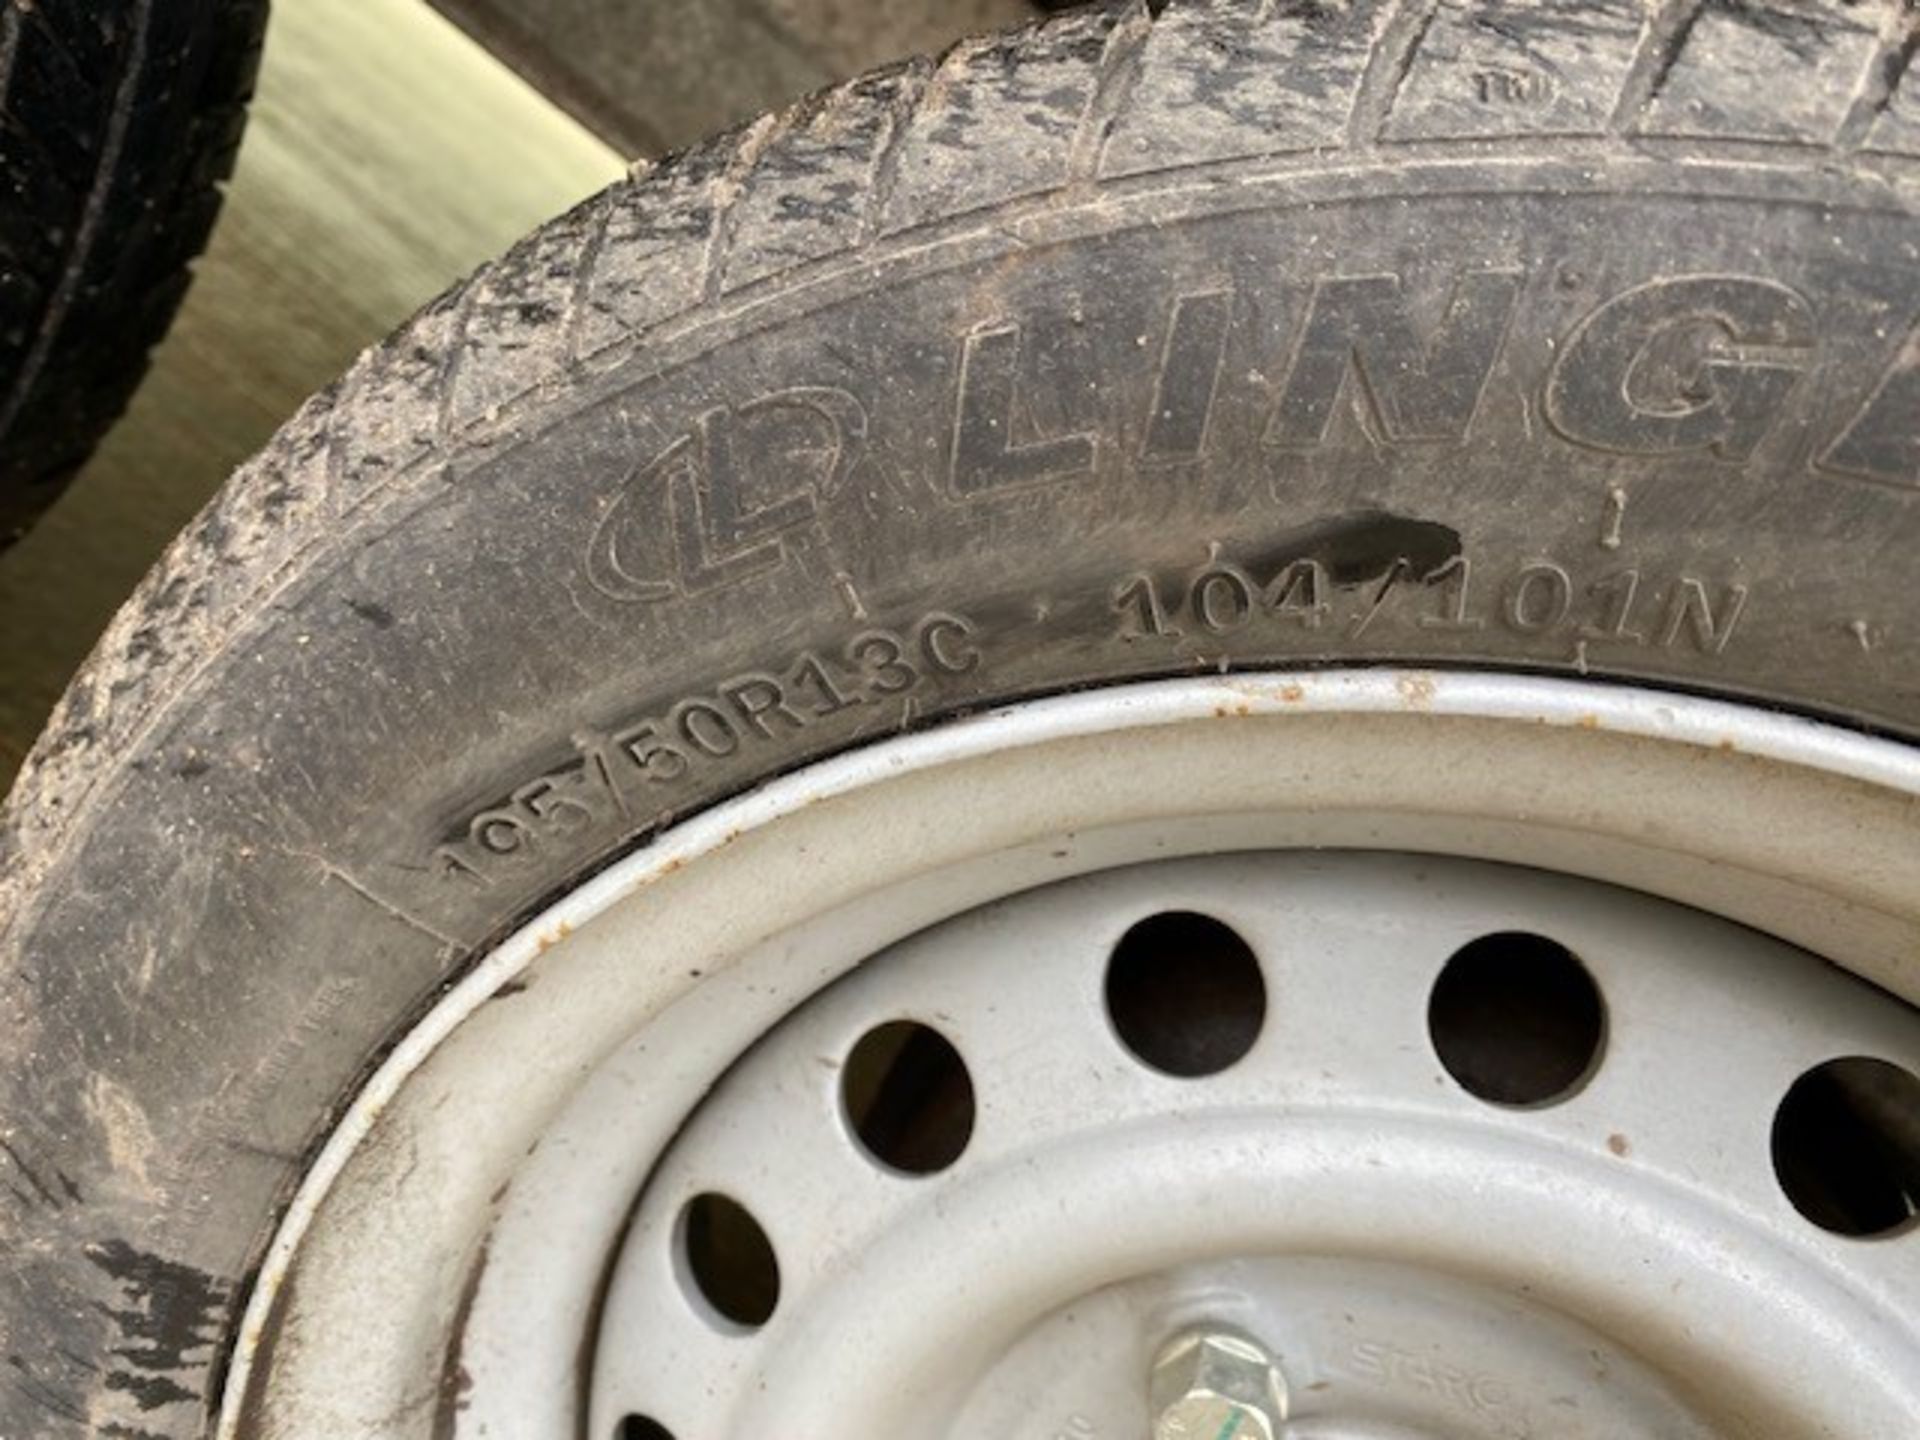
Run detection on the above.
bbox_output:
[1772,1056,1920,1238]
[842,1020,976,1175]
[617,1419,674,1440]
[1106,911,1266,1077]
[1428,932,1605,1107]
[679,1192,780,1328]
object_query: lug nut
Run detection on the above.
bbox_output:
[1149,1328,1288,1440]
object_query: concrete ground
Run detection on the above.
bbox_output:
[0,0,624,783]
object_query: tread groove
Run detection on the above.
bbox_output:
[561,189,622,371]
[1609,0,1708,134]
[1346,0,1439,147]
[1068,0,1155,181]
[0,7,23,89]
[703,113,783,304]
[1839,6,1920,149]
[860,59,933,242]
[432,282,486,455]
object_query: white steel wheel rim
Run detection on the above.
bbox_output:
[215,671,1920,1440]
[597,853,1920,1439]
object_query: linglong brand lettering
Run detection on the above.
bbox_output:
[586,267,1918,605]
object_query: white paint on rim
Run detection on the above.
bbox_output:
[591,853,1920,1437]
[215,671,1920,1439]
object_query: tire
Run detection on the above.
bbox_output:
[0,0,268,547]
[5,0,1920,1432]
